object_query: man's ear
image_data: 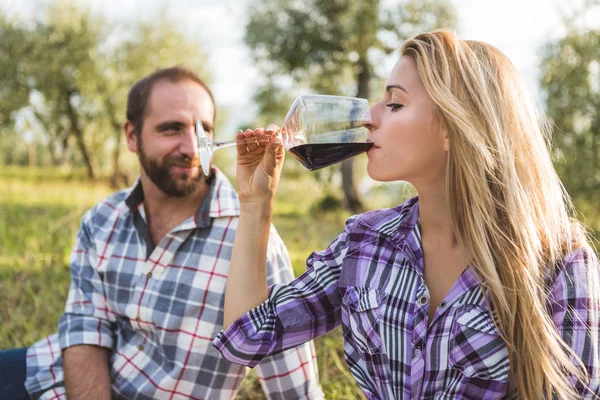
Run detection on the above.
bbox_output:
[124,120,138,153]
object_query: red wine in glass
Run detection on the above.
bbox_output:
[288,142,374,171]
[195,95,372,175]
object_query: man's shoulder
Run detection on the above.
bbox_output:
[209,168,241,218]
[83,186,134,227]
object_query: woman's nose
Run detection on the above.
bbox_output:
[361,108,372,131]
[362,105,377,131]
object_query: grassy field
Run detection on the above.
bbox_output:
[4,165,597,399]
[0,165,368,399]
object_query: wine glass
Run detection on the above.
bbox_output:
[196,94,372,176]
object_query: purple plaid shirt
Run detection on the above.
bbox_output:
[25,168,323,400]
[214,197,600,399]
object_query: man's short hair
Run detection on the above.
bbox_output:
[126,66,216,135]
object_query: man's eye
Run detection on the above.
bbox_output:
[161,126,181,134]
[386,103,404,111]
[198,123,213,135]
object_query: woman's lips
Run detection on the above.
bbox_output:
[367,143,379,153]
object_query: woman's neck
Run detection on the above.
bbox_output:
[415,184,458,248]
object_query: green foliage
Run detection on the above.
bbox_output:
[244,0,457,211]
[0,12,31,127]
[540,15,600,232]
[245,0,457,100]
[0,2,213,183]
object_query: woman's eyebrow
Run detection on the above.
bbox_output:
[386,84,409,94]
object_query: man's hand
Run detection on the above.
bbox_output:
[64,345,111,400]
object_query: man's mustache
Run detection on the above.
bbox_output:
[166,155,201,168]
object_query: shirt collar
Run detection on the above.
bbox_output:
[357,197,420,242]
[356,197,423,267]
[123,166,240,227]
[357,197,482,295]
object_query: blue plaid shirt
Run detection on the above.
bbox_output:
[25,168,323,400]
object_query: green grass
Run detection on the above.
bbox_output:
[4,165,599,399]
[0,166,365,399]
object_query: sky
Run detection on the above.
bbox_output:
[1,0,589,135]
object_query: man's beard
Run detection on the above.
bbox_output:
[137,142,206,197]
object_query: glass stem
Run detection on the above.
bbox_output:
[213,140,237,149]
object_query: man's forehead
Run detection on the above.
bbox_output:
[147,79,215,121]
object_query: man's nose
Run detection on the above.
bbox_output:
[179,126,199,157]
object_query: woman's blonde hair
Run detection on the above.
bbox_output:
[402,30,599,399]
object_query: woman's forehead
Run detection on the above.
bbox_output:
[386,57,424,93]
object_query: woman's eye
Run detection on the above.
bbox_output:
[386,103,404,111]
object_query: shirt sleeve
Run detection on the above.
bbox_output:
[547,246,600,397]
[253,226,325,399]
[58,209,116,351]
[212,217,356,369]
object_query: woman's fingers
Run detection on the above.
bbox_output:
[264,132,283,172]
[236,130,247,155]
[243,128,259,153]
[235,125,283,203]
[237,127,280,169]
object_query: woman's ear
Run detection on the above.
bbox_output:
[443,128,449,152]
[440,122,449,152]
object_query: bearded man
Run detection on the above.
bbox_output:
[0,66,323,400]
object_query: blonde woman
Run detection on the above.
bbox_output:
[213,30,600,399]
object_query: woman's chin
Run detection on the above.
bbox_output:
[367,163,403,183]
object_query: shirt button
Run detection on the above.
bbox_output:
[419,295,428,305]
[135,316,141,322]
[146,272,153,279]
[439,300,447,308]
[138,344,144,351]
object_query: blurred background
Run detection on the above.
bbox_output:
[1,0,598,398]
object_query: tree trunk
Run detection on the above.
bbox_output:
[60,131,71,167]
[110,130,125,188]
[28,141,37,167]
[33,110,60,167]
[47,134,59,166]
[65,93,96,179]
[341,57,371,213]
[105,98,126,188]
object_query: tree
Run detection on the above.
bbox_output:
[245,0,457,212]
[97,11,213,186]
[0,2,213,185]
[23,2,108,179]
[540,9,600,229]
[0,12,33,130]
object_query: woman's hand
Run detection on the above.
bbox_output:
[235,125,285,206]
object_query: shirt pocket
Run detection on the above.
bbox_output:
[448,305,510,382]
[342,286,387,355]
